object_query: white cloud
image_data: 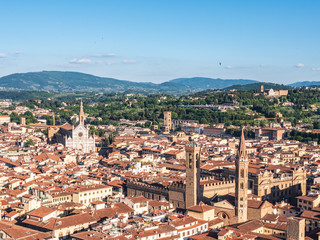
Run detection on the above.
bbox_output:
[260,64,266,68]
[295,63,304,68]
[69,58,92,64]
[0,53,8,58]
[312,68,320,71]
[91,53,116,58]
[225,65,233,69]
[123,59,137,64]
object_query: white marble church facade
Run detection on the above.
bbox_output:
[55,101,95,154]
[65,124,95,154]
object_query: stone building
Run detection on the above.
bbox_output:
[127,130,306,209]
[50,101,95,154]
[287,217,305,240]
[235,129,249,223]
[163,111,172,133]
[0,115,10,125]
[185,143,201,208]
[260,85,289,98]
[255,127,286,140]
[216,165,306,205]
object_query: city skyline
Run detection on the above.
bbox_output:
[0,0,319,84]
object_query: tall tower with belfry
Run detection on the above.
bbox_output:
[163,111,172,133]
[185,143,201,208]
[235,129,248,223]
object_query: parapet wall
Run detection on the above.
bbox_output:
[202,180,235,198]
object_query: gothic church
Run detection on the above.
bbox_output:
[50,101,95,154]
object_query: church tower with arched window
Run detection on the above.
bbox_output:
[185,143,201,208]
[235,129,248,223]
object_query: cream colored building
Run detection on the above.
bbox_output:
[296,194,320,210]
[0,115,10,125]
[72,184,112,205]
[187,202,216,221]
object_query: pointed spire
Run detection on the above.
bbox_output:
[237,128,247,160]
[79,100,85,126]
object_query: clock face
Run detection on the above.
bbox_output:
[78,132,83,137]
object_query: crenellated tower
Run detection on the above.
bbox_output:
[185,143,201,208]
[235,128,248,223]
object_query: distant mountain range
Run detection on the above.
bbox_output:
[0,71,318,94]
[0,71,258,93]
[288,81,320,88]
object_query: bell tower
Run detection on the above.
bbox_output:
[235,129,248,223]
[185,143,201,208]
[79,100,85,126]
[163,111,172,133]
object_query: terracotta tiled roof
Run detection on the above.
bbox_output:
[27,206,55,218]
[188,202,215,213]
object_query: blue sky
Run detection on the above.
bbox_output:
[0,0,319,84]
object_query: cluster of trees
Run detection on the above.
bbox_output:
[11,88,320,133]
[225,128,255,138]
[289,129,319,143]
[10,111,37,124]
[288,89,320,108]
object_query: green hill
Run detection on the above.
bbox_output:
[0,71,259,93]
[288,81,320,87]
[223,82,292,91]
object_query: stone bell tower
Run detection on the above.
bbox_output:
[79,100,85,126]
[235,129,248,223]
[163,111,172,133]
[185,143,201,208]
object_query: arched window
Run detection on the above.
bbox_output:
[196,153,200,168]
[241,169,244,178]
[189,153,193,167]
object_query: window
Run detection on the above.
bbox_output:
[189,153,192,167]
[241,169,244,178]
